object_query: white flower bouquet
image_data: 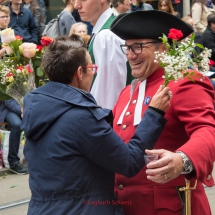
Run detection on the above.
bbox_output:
[154,28,211,87]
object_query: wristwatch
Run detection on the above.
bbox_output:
[176,151,193,174]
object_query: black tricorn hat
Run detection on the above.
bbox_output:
[110,10,194,41]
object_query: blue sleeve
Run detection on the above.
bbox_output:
[75,108,167,177]
[4,99,22,116]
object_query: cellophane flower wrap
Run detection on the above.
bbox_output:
[154,28,212,87]
[0,29,54,106]
[0,61,35,107]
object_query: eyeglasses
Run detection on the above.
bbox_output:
[0,16,10,19]
[120,41,160,55]
[82,64,98,75]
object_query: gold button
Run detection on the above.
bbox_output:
[207,175,211,180]
[119,184,124,190]
[122,125,127,130]
[132,100,137,104]
[125,112,130,116]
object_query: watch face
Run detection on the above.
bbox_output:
[184,159,191,171]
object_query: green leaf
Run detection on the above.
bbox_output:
[195,43,204,49]
[0,83,6,93]
[187,77,195,82]
[163,34,168,43]
[10,185,18,188]
[36,67,44,77]
[159,33,167,44]
[169,49,176,55]
[33,60,42,67]
[0,93,12,100]
[183,72,189,77]
[190,32,196,42]
[190,48,198,56]
[16,49,20,60]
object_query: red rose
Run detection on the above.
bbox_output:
[168,28,183,40]
[6,72,14,77]
[209,59,215,67]
[24,64,33,73]
[15,35,23,40]
[36,45,43,52]
[16,66,23,70]
[41,36,54,46]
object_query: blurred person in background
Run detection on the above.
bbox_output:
[0,4,27,174]
[128,0,153,12]
[0,0,9,6]
[158,0,180,18]
[74,0,129,109]
[59,0,76,36]
[37,0,46,23]
[8,0,38,43]
[23,0,45,44]
[0,4,10,53]
[202,13,215,85]
[69,22,87,35]
[181,15,203,54]
[0,4,9,31]
[111,0,130,16]
[69,22,90,46]
[0,99,27,174]
[191,0,215,34]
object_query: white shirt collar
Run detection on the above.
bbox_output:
[92,8,114,34]
[117,80,147,126]
[112,7,120,16]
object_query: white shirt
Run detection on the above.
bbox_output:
[112,7,120,16]
[90,8,127,109]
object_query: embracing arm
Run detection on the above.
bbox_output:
[75,86,170,177]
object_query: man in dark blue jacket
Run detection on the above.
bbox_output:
[8,0,38,43]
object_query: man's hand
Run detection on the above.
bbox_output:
[145,149,183,183]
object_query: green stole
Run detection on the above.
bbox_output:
[88,15,133,86]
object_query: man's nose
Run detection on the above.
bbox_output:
[126,49,137,60]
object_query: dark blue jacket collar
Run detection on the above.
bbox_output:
[32,82,98,108]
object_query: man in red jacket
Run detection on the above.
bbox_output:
[111,10,215,215]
